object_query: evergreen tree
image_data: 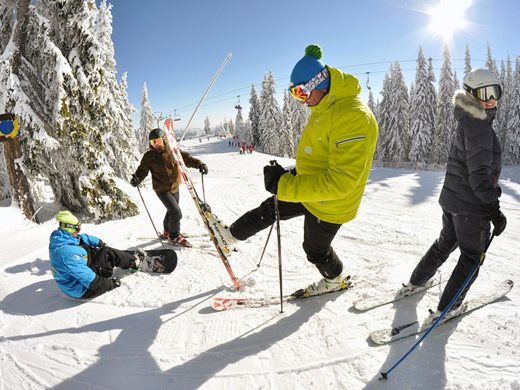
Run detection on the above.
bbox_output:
[138,82,154,153]
[464,45,472,85]
[376,73,391,161]
[409,48,436,164]
[289,95,309,156]
[258,71,282,155]
[505,57,520,164]
[433,45,457,164]
[485,43,499,77]
[234,107,244,140]
[248,84,261,148]
[495,58,513,150]
[280,90,295,157]
[385,62,410,162]
[203,116,211,135]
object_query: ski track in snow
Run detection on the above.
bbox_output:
[1,137,519,390]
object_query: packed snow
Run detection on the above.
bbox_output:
[1,137,519,390]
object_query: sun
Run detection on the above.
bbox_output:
[428,0,472,41]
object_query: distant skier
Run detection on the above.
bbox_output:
[49,211,146,299]
[208,44,378,295]
[400,69,507,320]
[131,128,208,247]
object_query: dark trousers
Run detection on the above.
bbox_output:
[84,246,134,277]
[230,196,343,279]
[410,209,491,311]
[81,246,135,299]
[157,191,182,236]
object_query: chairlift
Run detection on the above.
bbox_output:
[234,95,242,110]
[173,109,181,121]
[365,72,371,91]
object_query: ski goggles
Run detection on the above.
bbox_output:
[466,84,502,102]
[289,68,329,102]
[150,137,164,146]
[60,222,81,232]
[475,85,502,101]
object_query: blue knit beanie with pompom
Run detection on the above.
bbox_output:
[290,44,330,90]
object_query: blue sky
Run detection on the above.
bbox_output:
[108,0,519,129]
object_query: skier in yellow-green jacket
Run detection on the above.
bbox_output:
[209,44,378,294]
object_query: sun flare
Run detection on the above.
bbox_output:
[428,0,472,41]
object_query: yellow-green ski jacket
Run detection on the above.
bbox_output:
[277,66,379,224]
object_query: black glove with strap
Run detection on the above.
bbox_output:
[111,277,121,289]
[130,174,140,187]
[483,201,507,236]
[263,160,287,195]
[199,163,208,175]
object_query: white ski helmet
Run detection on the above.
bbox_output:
[463,69,502,100]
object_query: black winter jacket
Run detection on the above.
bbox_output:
[439,90,502,216]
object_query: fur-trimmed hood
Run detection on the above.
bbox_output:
[452,89,488,121]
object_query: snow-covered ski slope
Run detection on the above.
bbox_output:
[1,137,518,389]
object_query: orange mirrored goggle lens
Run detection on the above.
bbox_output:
[289,85,311,102]
[150,137,164,146]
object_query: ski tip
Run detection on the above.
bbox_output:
[379,372,388,381]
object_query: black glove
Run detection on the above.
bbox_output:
[263,160,287,194]
[130,174,140,187]
[199,163,208,175]
[111,277,121,289]
[484,201,507,236]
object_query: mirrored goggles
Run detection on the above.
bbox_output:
[150,137,164,146]
[60,222,81,232]
[474,84,502,102]
[289,68,329,102]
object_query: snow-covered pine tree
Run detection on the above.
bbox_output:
[495,58,513,153]
[408,47,436,165]
[367,90,376,115]
[0,0,138,222]
[432,45,457,164]
[289,93,309,156]
[258,71,282,155]
[137,82,155,153]
[464,45,472,85]
[234,107,244,141]
[485,43,499,77]
[279,90,294,158]
[248,84,261,148]
[385,62,410,163]
[204,116,211,135]
[375,73,391,161]
[505,57,520,164]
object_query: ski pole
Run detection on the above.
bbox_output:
[136,186,167,250]
[257,224,274,267]
[380,232,496,380]
[178,53,232,144]
[273,194,283,313]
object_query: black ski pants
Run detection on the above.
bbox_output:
[410,209,491,311]
[81,245,135,299]
[229,196,343,279]
[157,190,182,237]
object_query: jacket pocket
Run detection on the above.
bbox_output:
[336,136,366,147]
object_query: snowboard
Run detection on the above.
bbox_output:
[125,249,177,274]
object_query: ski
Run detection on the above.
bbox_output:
[210,275,353,311]
[369,279,514,345]
[163,118,241,289]
[353,274,442,312]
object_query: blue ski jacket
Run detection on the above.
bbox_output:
[49,229,101,298]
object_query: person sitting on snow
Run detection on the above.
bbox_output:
[49,210,147,299]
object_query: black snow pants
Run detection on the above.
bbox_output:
[410,209,491,311]
[229,196,343,279]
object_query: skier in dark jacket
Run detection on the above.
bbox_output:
[49,211,146,299]
[402,68,507,319]
[131,128,208,247]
